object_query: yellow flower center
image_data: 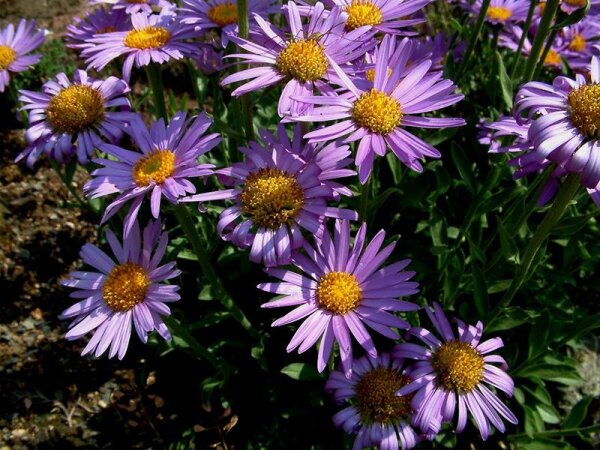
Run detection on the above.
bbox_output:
[345,1,383,31]
[102,262,149,312]
[207,2,239,27]
[276,39,329,83]
[569,34,586,52]
[538,1,546,14]
[316,271,362,315]
[567,83,600,139]
[563,0,586,7]
[240,167,305,229]
[486,6,513,21]
[132,149,176,186]
[355,368,413,424]
[365,67,392,82]
[352,88,402,135]
[544,49,561,66]
[431,341,485,393]
[124,26,171,49]
[0,45,17,71]
[46,85,105,135]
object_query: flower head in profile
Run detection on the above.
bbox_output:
[499,25,564,70]
[394,303,518,439]
[294,35,465,183]
[0,19,45,92]
[16,70,134,167]
[181,126,357,267]
[514,57,600,194]
[82,12,197,82]
[66,7,131,51]
[221,1,375,117]
[326,353,420,450]
[60,219,180,360]
[259,220,419,376]
[471,0,529,25]
[560,0,600,14]
[91,0,176,15]
[181,0,278,46]
[481,116,565,206]
[84,111,219,234]
[325,0,431,34]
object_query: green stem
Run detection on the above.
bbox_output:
[456,0,491,78]
[359,178,371,221]
[237,0,255,142]
[522,0,560,82]
[533,28,559,80]
[173,204,256,336]
[146,64,168,121]
[510,0,537,79]
[510,423,600,438]
[186,59,204,108]
[492,173,580,317]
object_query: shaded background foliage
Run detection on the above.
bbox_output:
[1,0,599,449]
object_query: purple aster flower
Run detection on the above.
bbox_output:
[16,70,134,167]
[66,7,131,51]
[394,303,518,440]
[258,219,419,376]
[0,19,45,92]
[180,126,357,267]
[481,116,562,205]
[258,123,357,198]
[323,0,431,34]
[499,25,565,70]
[193,43,224,74]
[82,12,197,82]
[514,57,600,192]
[326,353,421,450]
[470,0,529,25]
[221,1,375,117]
[91,0,175,15]
[560,0,600,14]
[294,35,465,183]
[84,111,219,234]
[560,20,600,73]
[180,0,278,47]
[60,218,181,360]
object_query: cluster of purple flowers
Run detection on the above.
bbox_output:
[3,0,534,447]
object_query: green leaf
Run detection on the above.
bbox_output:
[563,395,593,429]
[516,438,576,450]
[523,405,545,436]
[528,311,550,358]
[516,363,582,385]
[472,264,489,317]
[495,51,513,109]
[280,363,322,381]
[451,143,476,192]
[536,403,561,424]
